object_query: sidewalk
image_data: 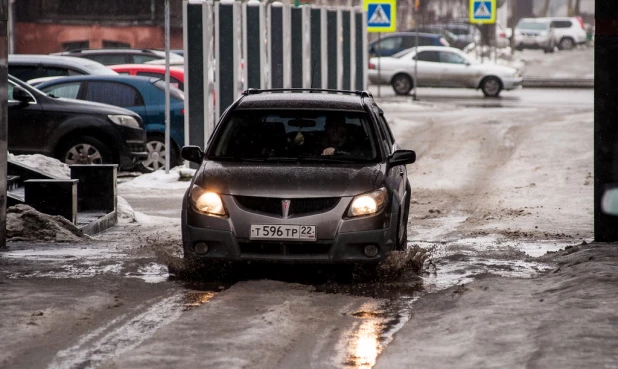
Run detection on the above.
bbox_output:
[375,242,618,369]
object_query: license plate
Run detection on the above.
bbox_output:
[250,225,316,241]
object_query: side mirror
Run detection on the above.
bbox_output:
[181,145,204,164]
[388,149,416,166]
[601,187,618,216]
[13,86,33,104]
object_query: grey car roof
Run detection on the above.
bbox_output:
[234,92,370,112]
[8,54,117,74]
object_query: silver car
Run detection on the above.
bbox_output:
[368,46,523,97]
[181,89,416,267]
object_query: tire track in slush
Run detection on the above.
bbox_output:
[47,293,188,369]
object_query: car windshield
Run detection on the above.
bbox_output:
[517,21,549,30]
[209,110,379,163]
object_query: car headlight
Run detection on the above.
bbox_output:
[108,115,140,128]
[514,71,522,78]
[347,188,387,217]
[190,186,226,216]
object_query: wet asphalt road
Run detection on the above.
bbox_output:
[0,86,593,369]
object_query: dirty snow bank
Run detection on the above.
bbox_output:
[375,242,618,369]
[118,167,195,190]
[7,204,89,242]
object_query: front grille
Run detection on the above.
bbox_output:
[235,196,281,216]
[235,196,340,218]
[238,241,331,256]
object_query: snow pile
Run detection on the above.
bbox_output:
[118,167,195,190]
[8,153,70,179]
[7,204,89,242]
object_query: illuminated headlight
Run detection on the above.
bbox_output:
[348,188,387,217]
[190,186,226,216]
[108,115,140,128]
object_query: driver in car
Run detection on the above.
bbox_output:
[321,115,357,156]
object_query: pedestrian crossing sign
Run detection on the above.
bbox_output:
[469,0,496,24]
[364,0,397,33]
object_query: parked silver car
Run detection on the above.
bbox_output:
[513,17,557,53]
[181,89,416,268]
[368,46,523,97]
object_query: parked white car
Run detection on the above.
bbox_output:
[368,46,523,97]
[549,17,589,50]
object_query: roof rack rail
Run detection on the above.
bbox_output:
[243,88,373,98]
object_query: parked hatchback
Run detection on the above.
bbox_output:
[180,88,416,269]
[37,75,185,171]
[8,75,147,170]
[368,32,449,57]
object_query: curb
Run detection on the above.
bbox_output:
[522,78,594,88]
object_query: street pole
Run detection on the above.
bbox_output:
[377,32,381,98]
[413,15,418,101]
[164,0,171,174]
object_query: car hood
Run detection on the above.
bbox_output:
[195,161,385,198]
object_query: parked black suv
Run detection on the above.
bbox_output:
[51,48,184,66]
[180,89,416,268]
[8,75,148,170]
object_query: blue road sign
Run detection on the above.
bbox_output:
[469,0,496,24]
[364,0,396,32]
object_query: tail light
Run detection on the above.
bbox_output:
[439,37,449,47]
[181,108,185,115]
[576,16,585,29]
[369,62,376,70]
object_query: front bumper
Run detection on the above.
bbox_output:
[501,76,524,90]
[182,195,398,264]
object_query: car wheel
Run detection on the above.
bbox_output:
[141,135,179,171]
[559,37,575,51]
[58,136,112,166]
[391,74,413,96]
[480,76,502,97]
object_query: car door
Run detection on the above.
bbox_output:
[438,50,472,87]
[7,81,44,154]
[80,81,148,123]
[375,109,407,240]
[412,50,441,87]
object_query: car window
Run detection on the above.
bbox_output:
[376,36,402,51]
[415,51,440,62]
[377,114,394,152]
[552,20,572,28]
[439,51,467,64]
[8,66,82,81]
[210,110,379,162]
[133,55,160,64]
[41,82,82,99]
[517,21,549,31]
[85,54,129,65]
[84,81,144,107]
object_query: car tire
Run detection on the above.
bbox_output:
[559,37,575,51]
[141,135,179,171]
[58,136,112,166]
[480,76,502,98]
[391,74,413,96]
